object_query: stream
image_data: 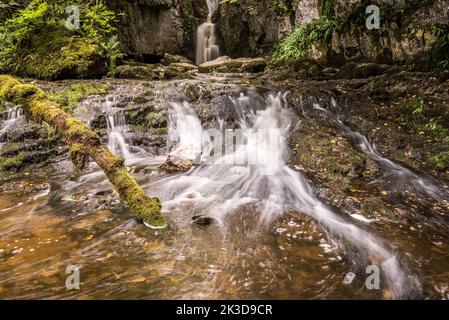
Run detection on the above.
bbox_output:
[1,76,449,300]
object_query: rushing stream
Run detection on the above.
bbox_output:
[1,78,449,299]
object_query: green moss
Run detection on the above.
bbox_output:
[152,127,168,135]
[1,1,119,80]
[0,75,165,228]
[69,142,88,169]
[113,167,166,228]
[0,151,29,172]
[42,122,59,144]
[23,24,106,79]
[429,151,449,170]
[65,118,99,143]
[49,82,110,114]
[145,112,167,128]
[0,75,20,99]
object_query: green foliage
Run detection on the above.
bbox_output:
[429,151,449,170]
[271,3,368,63]
[412,99,425,116]
[319,0,335,18]
[272,16,342,63]
[100,35,124,77]
[0,0,48,72]
[432,24,449,69]
[0,0,121,79]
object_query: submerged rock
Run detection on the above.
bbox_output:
[192,215,215,226]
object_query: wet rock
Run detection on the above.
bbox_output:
[192,215,215,226]
[198,56,266,74]
[115,64,161,80]
[163,64,194,80]
[163,53,193,65]
[107,0,207,58]
[336,63,391,79]
[115,63,194,80]
[159,155,193,173]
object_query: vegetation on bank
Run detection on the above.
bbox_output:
[271,3,366,63]
[0,0,122,79]
[271,0,447,70]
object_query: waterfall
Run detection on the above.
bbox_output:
[311,99,449,201]
[0,106,23,139]
[106,111,132,160]
[195,0,220,65]
[154,93,418,299]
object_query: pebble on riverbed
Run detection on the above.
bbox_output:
[343,272,356,285]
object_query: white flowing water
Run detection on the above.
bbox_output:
[154,93,417,298]
[195,0,220,65]
[0,106,23,137]
[106,111,132,160]
[0,106,23,151]
[312,99,449,201]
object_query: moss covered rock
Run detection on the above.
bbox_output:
[16,25,108,80]
[198,56,267,73]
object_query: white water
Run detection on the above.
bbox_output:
[106,111,132,160]
[312,99,448,201]
[0,106,23,151]
[0,106,23,137]
[167,101,206,162]
[155,93,417,298]
[342,122,446,200]
[102,95,151,164]
[196,0,220,65]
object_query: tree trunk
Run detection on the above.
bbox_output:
[0,75,166,229]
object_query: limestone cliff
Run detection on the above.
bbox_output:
[106,0,208,60]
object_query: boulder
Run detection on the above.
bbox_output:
[115,64,161,80]
[336,63,391,79]
[163,53,193,65]
[198,56,266,73]
[115,62,195,80]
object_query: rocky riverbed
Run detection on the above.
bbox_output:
[1,62,449,299]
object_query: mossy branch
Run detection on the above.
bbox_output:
[0,75,166,229]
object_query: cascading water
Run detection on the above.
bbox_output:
[106,110,132,160]
[195,0,220,65]
[0,107,23,155]
[311,99,449,202]
[154,92,418,298]
[0,106,23,143]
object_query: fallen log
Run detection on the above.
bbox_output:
[0,75,167,229]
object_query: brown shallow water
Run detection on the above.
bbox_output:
[1,78,449,300]
[1,164,449,300]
